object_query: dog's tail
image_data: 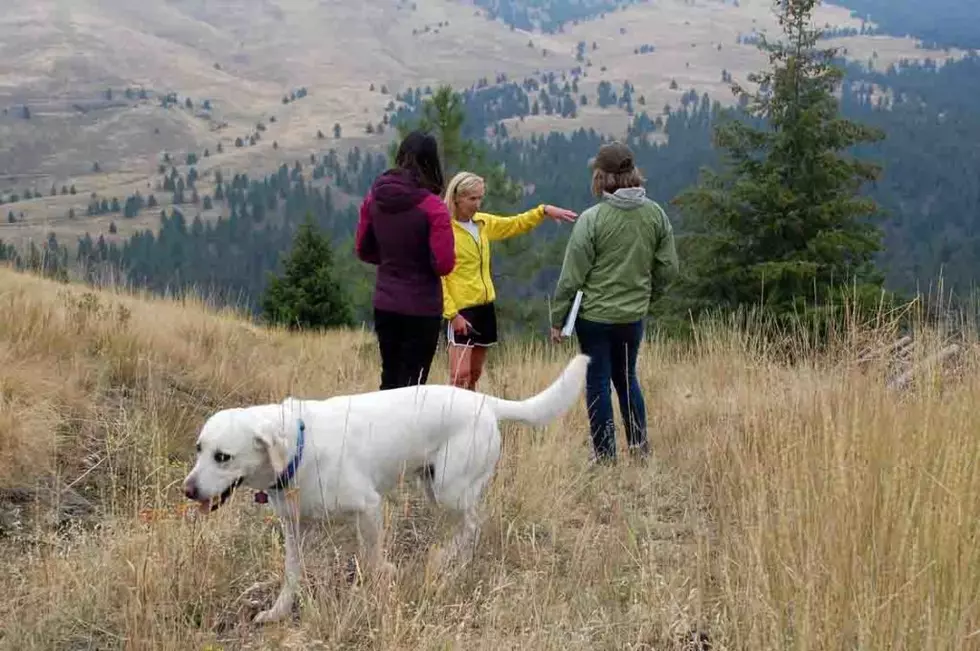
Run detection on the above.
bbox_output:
[489,354,590,427]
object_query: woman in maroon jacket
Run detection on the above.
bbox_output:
[355,131,456,390]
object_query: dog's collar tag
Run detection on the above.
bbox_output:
[255,418,305,503]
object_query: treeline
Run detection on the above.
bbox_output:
[389,68,641,139]
[7,47,980,333]
[386,51,980,311]
[471,0,646,33]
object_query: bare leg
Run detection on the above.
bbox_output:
[448,343,473,389]
[467,347,488,392]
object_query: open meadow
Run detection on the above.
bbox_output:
[0,266,977,649]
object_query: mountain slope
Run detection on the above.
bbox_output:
[0,0,959,249]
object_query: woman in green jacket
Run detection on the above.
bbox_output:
[550,141,679,463]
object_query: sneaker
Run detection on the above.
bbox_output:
[628,442,650,462]
[588,453,617,468]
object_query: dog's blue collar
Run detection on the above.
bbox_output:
[255,418,305,503]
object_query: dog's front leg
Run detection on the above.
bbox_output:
[254,515,303,624]
[356,503,395,580]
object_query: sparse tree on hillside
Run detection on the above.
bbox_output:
[261,215,354,330]
[669,0,889,333]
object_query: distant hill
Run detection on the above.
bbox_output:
[0,0,956,249]
[833,0,980,49]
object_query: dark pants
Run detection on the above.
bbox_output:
[574,318,649,461]
[374,308,442,391]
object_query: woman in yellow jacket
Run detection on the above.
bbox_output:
[442,170,577,390]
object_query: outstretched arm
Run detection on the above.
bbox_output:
[480,205,547,241]
[481,203,577,242]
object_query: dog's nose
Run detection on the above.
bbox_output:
[183,478,198,501]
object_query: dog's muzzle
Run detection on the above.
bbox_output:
[209,476,244,511]
[186,476,244,513]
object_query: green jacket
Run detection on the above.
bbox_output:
[550,187,678,328]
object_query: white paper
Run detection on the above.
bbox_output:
[560,290,584,337]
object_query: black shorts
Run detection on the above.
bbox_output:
[447,302,498,348]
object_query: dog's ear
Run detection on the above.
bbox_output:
[253,427,288,475]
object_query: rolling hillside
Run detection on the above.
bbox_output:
[0,0,959,248]
[1,263,977,648]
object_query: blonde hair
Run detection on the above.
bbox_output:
[591,167,646,197]
[443,171,485,220]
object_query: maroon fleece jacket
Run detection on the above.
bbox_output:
[355,168,455,317]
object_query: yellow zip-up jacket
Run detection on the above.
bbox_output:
[442,205,547,319]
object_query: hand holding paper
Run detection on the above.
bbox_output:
[554,290,583,340]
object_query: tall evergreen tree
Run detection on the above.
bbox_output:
[669,0,889,332]
[389,85,523,209]
[261,214,353,330]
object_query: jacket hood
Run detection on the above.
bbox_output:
[602,186,648,211]
[370,168,430,212]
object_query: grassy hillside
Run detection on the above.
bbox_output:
[1,265,977,648]
[0,0,959,249]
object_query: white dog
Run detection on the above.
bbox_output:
[182,353,589,624]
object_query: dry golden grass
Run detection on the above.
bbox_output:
[1,266,978,650]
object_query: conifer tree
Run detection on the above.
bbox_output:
[261,214,353,330]
[390,85,522,210]
[670,0,889,332]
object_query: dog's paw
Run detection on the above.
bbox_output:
[253,608,285,625]
[240,580,274,600]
